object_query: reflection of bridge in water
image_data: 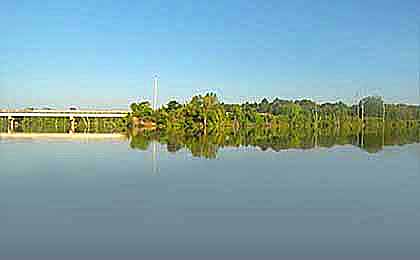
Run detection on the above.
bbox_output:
[0,132,126,140]
[0,109,129,133]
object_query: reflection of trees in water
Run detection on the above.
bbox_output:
[129,127,420,159]
[362,133,384,154]
[129,135,151,151]
[187,135,219,159]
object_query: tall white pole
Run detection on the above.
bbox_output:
[418,23,420,104]
[153,75,158,110]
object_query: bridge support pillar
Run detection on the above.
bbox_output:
[8,116,14,133]
[69,116,76,134]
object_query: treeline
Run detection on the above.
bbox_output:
[129,94,420,134]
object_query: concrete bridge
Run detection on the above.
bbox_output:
[0,109,129,133]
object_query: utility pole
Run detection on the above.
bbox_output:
[313,107,319,148]
[383,101,386,124]
[382,97,386,148]
[360,99,364,124]
[153,75,158,110]
[417,23,420,103]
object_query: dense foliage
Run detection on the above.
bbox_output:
[128,93,420,135]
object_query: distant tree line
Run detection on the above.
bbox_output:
[128,93,420,135]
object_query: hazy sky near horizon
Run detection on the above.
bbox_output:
[0,0,419,108]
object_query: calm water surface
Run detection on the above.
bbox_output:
[1,137,419,259]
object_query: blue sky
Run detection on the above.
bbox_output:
[0,0,419,108]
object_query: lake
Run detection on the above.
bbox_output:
[1,133,419,259]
